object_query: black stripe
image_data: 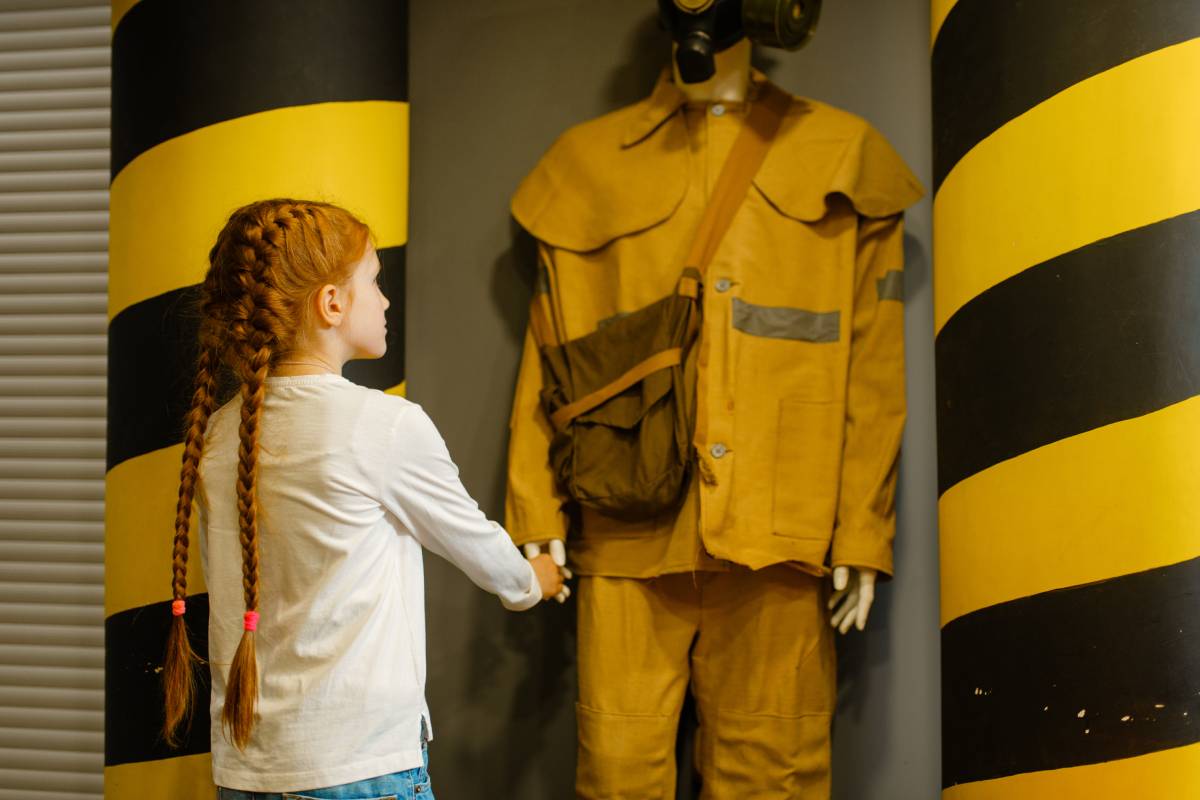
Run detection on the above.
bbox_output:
[105,595,211,766]
[942,557,1200,787]
[935,210,1200,497]
[931,0,1200,194]
[111,0,409,179]
[107,246,406,472]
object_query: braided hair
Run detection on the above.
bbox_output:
[162,199,370,750]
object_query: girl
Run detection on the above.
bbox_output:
[161,199,563,799]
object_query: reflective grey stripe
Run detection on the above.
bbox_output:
[877,270,904,302]
[731,298,840,343]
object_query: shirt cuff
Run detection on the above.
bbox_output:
[500,558,541,612]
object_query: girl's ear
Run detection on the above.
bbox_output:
[314,283,346,328]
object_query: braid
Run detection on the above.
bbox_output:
[220,221,284,751]
[161,327,222,746]
[235,364,266,612]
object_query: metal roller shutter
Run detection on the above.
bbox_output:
[0,1,108,798]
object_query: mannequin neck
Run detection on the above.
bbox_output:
[672,38,752,104]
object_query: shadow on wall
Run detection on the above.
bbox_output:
[448,10,684,797]
[832,230,930,794]
[903,231,930,299]
[602,12,675,107]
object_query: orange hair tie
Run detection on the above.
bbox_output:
[243,611,260,632]
[171,599,186,616]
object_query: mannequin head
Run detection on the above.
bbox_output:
[658,0,822,83]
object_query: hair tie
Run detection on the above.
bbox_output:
[171,599,186,617]
[243,611,260,632]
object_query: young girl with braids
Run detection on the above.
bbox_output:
[161,198,564,799]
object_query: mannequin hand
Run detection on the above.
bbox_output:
[524,540,572,603]
[827,566,877,634]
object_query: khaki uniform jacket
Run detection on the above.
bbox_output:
[505,69,924,579]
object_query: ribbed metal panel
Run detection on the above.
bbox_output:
[0,2,106,796]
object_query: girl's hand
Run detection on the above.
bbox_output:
[530,553,565,601]
[523,541,572,603]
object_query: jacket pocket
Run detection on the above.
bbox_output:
[772,397,844,541]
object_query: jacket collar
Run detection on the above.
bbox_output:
[621,66,772,147]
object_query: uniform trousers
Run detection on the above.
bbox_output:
[576,564,836,799]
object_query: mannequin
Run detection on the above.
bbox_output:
[506,4,921,793]
[523,37,879,634]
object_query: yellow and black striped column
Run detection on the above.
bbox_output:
[932,1,1200,797]
[105,2,408,797]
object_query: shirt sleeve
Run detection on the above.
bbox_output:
[831,213,908,579]
[380,403,540,611]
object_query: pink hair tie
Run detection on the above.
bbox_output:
[243,611,260,632]
[171,599,186,617]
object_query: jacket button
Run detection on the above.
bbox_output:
[711,103,726,117]
[714,278,732,293]
[710,443,728,459]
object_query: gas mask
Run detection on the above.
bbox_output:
[657,0,822,84]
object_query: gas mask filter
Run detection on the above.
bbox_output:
[658,0,822,83]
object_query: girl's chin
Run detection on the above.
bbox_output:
[350,343,387,361]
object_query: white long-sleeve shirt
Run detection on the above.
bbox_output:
[195,372,538,791]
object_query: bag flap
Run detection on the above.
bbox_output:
[577,368,673,429]
[546,294,692,428]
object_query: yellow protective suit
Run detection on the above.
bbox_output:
[505,68,923,797]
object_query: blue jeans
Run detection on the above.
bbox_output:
[217,726,433,800]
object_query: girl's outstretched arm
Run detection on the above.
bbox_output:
[379,404,545,610]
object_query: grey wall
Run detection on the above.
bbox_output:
[406,1,939,797]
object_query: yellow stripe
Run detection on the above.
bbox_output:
[105,752,213,799]
[930,0,961,48]
[939,396,1200,626]
[109,100,409,321]
[384,381,407,397]
[943,742,1200,799]
[933,39,1200,334]
[105,444,206,618]
[111,0,140,31]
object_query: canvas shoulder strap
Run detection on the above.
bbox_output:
[677,81,791,298]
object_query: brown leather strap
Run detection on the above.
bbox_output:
[528,288,557,348]
[549,347,684,430]
[677,266,702,299]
